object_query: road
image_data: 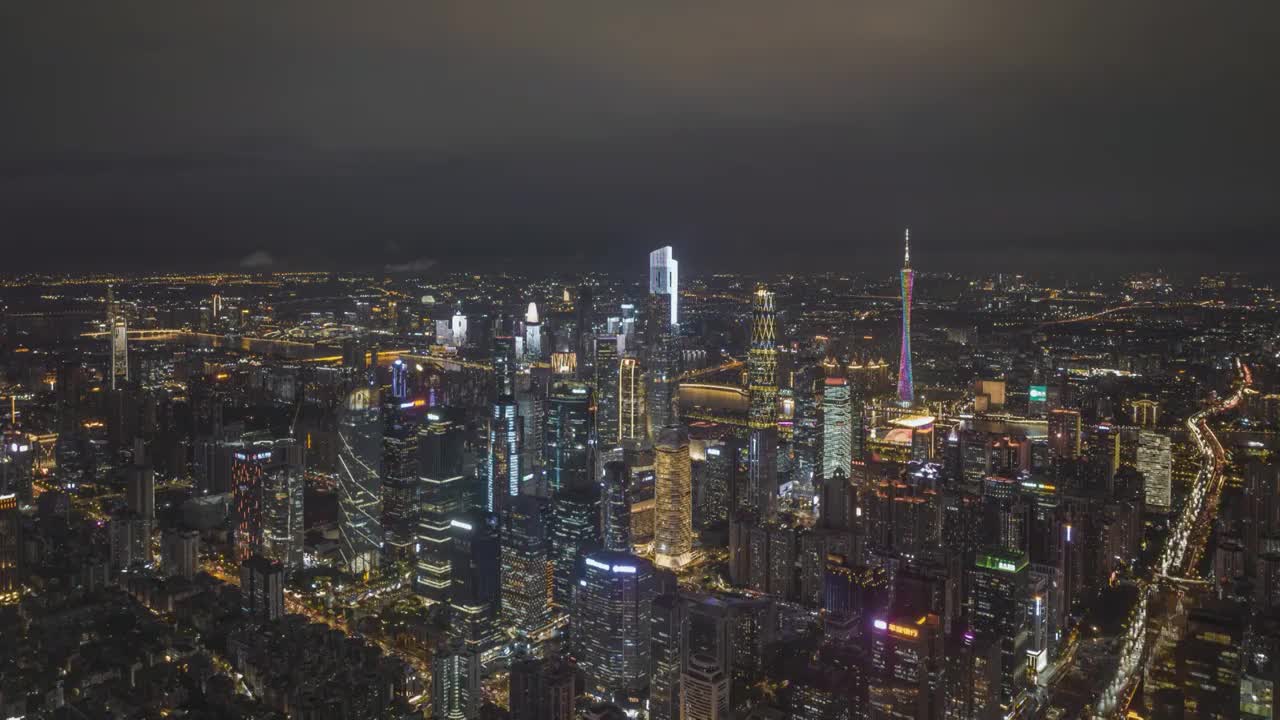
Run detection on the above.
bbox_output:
[1093,360,1248,716]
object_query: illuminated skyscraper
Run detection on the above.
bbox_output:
[501,496,554,647]
[488,396,521,513]
[747,286,778,430]
[432,638,481,720]
[644,292,676,438]
[574,551,657,708]
[654,425,693,569]
[240,554,285,622]
[1048,408,1082,462]
[493,334,517,398]
[618,357,644,443]
[898,229,914,406]
[821,378,851,479]
[382,400,421,562]
[972,549,1031,716]
[681,654,730,720]
[451,308,468,347]
[111,317,128,390]
[390,357,409,400]
[338,384,383,576]
[649,246,679,327]
[0,493,18,605]
[595,335,621,446]
[544,381,593,494]
[231,438,304,570]
[525,302,542,361]
[415,414,466,599]
[448,512,503,656]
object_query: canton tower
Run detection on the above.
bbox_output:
[897,229,914,406]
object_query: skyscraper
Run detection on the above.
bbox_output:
[898,229,914,406]
[390,357,409,400]
[525,302,542,361]
[601,460,633,552]
[415,414,467,599]
[432,639,481,720]
[654,426,693,569]
[618,357,644,443]
[972,549,1031,716]
[111,315,129,390]
[1138,430,1172,513]
[747,286,778,431]
[644,292,676,438]
[126,442,155,566]
[240,554,285,622]
[487,396,521,513]
[544,381,593,494]
[493,334,517,398]
[649,246,679,327]
[594,335,621,446]
[1048,408,1082,463]
[509,654,575,720]
[451,308,468,347]
[0,494,18,605]
[448,512,503,656]
[231,438,304,569]
[574,550,657,708]
[501,496,555,647]
[382,400,421,563]
[338,384,383,576]
[821,377,852,479]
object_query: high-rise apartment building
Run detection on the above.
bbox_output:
[1138,430,1172,512]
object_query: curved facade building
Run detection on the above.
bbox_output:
[654,425,693,569]
[338,384,383,576]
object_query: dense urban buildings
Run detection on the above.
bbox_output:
[1,183,1277,720]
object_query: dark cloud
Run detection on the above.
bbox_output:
[1,1,1277,274]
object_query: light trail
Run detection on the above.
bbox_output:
[1095,360,1248,716]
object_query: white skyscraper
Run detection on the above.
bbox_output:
[451,309,468,347]
[649,246,679,327]
[1138,430,1172,512]
[524,302,542,360]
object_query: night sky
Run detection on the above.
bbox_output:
[3,2,1277,275]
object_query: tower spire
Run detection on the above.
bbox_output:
[903,228,910,269]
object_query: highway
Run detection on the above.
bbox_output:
[1093,360,1248,716]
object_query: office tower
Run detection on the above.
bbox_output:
[550,485,602,606]
[644,292,677,438]
[573,551,656,708]
[595,335,621,445]
[601,460,633,551]
[946,631,1004,720]
[747,286,778,430]
[525,302,542,361]
[867,614,945,719]
[240,555,285,622]
[338,385,383,576]
[822,378,852,479]
[898,229,914,405]
[792,359,823,487]
[501,496,554,647]
[650,587,683,720]
[682,654,730,720]
[747,428,778,518]
[432,639,481,720]
[415,415,467,599]
[451,308,468,346]
[0,494,18,605]
[230,438,303,567]
[1047,409,1082,462]
[111,315,129,390]
[972,549,1030,716]
[126,442,155,565]
[509,654,575,720]
[576,284,595,378]
[654,426,693,569]
[384,400,424,566]
[391,357,409,399]
[487,396,521,513]
[448,512,502,655]
[492,334,517,398]
[649,245,679,327]
[0,435,33,504]
[160,527,199,580]
[699,439,736,527]
[818,468,852,530]
[545,381,593,494]
[619,357,644,443]
[1138,430,1172,512]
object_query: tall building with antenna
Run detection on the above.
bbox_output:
[897,229,914,406]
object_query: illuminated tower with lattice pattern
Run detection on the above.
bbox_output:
[898,230,914,406]
[748,286,778,430]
